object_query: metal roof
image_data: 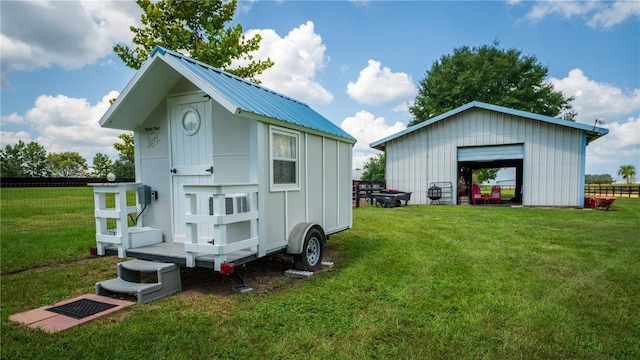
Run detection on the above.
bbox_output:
[370,101,608,150]
[100,46,355,143]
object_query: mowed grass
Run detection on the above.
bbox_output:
[1,188,639,359]
[1,187,136,274]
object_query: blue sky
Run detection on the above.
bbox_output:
[1,0,639,181]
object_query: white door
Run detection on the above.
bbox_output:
[168,94,214,242]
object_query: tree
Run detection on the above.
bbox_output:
[113,133,135,163]
[47,152,88,177]
[618,165,636,185]
[114,0,274,83]
[112,134,135,178]
[473,168,500,184]
[361,153,385,182]
[0,140,48,177]
[113,154,135,179]
[0,141,26,177]
[585,174,613,184]
[22,141,48,177]
[92,153,114,178]
[408,43,575,126]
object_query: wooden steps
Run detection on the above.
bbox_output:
[96,259,182,304]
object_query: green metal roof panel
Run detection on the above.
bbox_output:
[152,47,355,143]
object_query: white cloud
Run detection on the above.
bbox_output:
[0,113,24,125]
[521,0,640,29]
[239,21,334,105]
[587,0,640,28]
[340,110,406,169]
[2,91,125,161]
[346,60,417,105]
[549,68,640,123]
[550,69,640,178]
[0,131,34,147]
[0,0,141,87]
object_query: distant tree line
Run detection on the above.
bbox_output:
[0,134,134,179]
[585,174,614,184]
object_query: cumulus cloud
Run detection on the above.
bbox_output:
[549,69,640,177]
[1,91,125,161]
[0,131,34,146]
[340,110,406,169]
[0,113,24,125]
[346,60,417,105]
[549,68,640,123]
[238,21,334,105]
[0,0,141,88]
[520,0,640,29]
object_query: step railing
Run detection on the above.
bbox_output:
[89,183,141,257]
[182,184,259,270]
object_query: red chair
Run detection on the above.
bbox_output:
[487,186,501,204]
[471,185,486,205]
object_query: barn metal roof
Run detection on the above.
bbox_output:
[370,101,608,150]
[99,46,355,143]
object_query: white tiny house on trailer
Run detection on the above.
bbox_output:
[92,47,355,282]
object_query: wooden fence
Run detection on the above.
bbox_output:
[585,185,639,198]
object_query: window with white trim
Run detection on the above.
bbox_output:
[270,127,299,191]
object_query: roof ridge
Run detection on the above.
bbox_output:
[151,45,309,108]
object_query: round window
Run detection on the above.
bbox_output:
[182,108,201,135]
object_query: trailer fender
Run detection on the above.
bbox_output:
[288,222,326,271]
[287,222,325,255]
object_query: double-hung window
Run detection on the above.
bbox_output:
[270,126,299,191]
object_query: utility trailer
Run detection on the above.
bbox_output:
[91,47,355,300]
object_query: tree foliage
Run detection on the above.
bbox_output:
[47,152,88,177]
[112,133,135,178]
[361,153,385,182]
[473,168,500,184]
[0,140,48,177]
[409,43,576,126]
[617,165,637,185]
[113,134,135,163]
[92,153,114,178]
[114,0,274,83]
[585,174,613,184]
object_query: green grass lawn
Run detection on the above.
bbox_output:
[1,190,639,359]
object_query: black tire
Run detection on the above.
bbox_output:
[293,227,324,271]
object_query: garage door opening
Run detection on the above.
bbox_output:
[457,145,524,205]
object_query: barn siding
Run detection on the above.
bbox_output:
[385,108,585,206]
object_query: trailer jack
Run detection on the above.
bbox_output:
[228,272,253,294]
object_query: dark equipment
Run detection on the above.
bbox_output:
[371,190,412,208]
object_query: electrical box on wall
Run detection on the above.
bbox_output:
[138,185,152,205]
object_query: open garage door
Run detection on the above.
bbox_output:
[458,144,523,162]
[457,144,524,205]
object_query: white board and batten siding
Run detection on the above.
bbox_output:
[257,122,352,256]
[385,108,586,207]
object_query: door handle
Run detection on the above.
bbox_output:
[170,168,177,174]
[206,166,214,174]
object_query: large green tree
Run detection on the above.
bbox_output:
[0,140,48,177]
[114,0,274,82]
[361,153,385,182]
[617,165,636,185]
[408,43,576,126]
[47,152,88,177]
[92,153,114,178]
[112,134,135,178]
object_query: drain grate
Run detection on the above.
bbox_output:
[46,299,118,319]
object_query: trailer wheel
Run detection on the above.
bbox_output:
[294,227,324,271]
